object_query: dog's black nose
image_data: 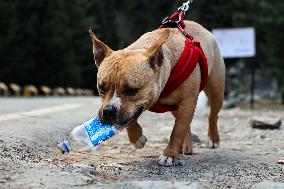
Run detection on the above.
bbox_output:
[103,104,118,123]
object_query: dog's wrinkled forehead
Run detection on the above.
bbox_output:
[97,51,153,87]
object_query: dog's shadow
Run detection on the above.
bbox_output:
[109,151,282,183]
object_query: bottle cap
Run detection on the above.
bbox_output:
[57,139,71,154]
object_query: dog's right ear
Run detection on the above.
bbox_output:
[89,29,113,67]
[144,29,170,70]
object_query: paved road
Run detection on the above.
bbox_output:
[0,97,283,189]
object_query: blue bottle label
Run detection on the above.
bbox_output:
[83,117,116,147]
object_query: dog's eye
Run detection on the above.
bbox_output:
[124,87,139,97]
[98,84,107,94]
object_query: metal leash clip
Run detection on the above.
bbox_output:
[178,0,194,12]
[159,0,194,40]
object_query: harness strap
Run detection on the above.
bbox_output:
[149,39,208,113]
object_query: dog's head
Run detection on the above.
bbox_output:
[89,29,169,127]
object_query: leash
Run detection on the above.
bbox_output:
[159,0,195,40]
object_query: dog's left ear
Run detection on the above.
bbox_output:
[89,29,113,67]
[144,29,170,70]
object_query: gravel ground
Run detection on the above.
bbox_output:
[0,97,283,189]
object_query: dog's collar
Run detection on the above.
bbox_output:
[149,38,208,113]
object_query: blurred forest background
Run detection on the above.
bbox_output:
[0,0,283,101]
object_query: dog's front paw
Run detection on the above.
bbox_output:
[208,138,219,149]
[132,134,147,149]
[158,155,180,166]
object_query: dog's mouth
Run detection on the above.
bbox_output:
[117,106,144,129]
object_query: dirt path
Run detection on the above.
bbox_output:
[0,97,283,188]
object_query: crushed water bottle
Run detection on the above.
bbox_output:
[58,117,122,154]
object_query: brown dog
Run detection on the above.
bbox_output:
[90,21,225,166]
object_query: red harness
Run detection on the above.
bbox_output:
[149,8,208,113]
[149,39,208,113]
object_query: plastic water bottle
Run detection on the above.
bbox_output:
[58,117,122,154]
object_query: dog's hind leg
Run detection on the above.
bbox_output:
[204,53,225,149]
[126,120,147,149]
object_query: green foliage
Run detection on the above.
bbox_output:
[0,0,283,89]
